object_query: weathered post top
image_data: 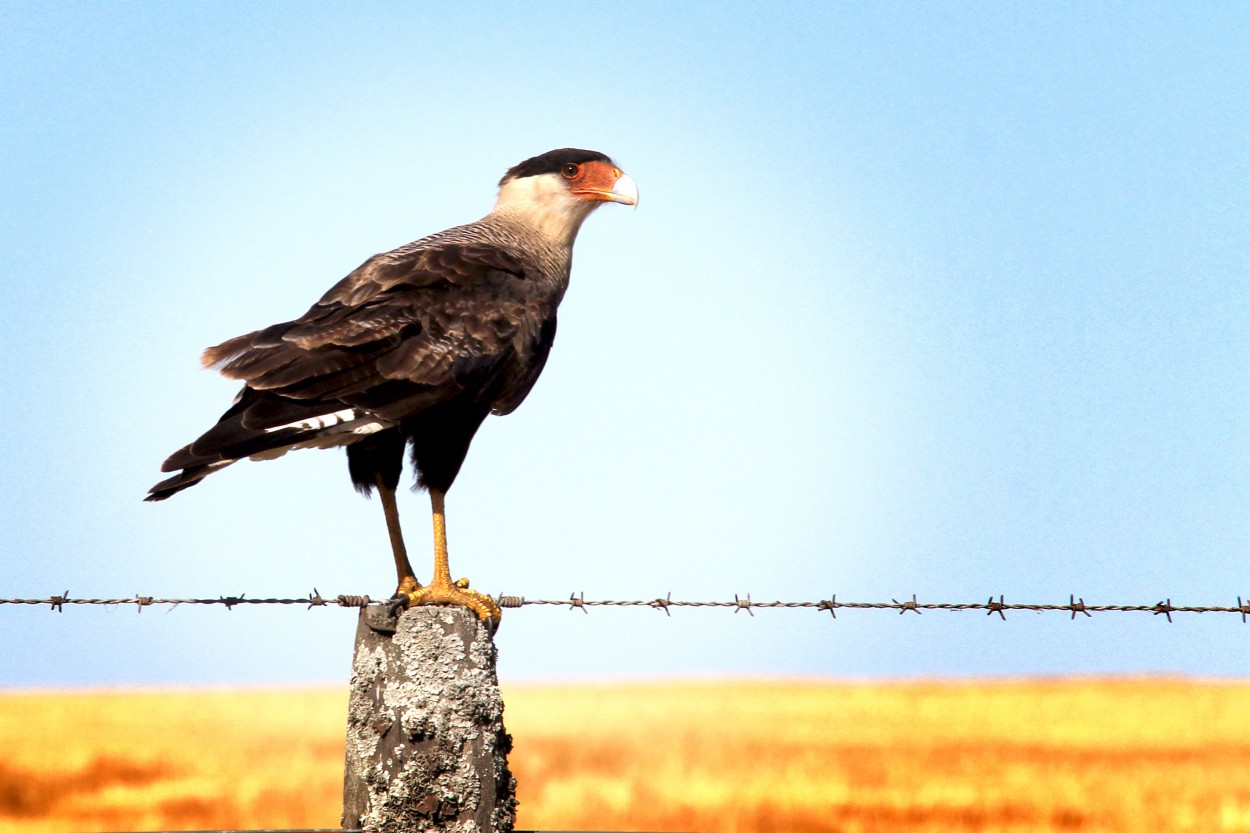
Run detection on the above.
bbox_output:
[343,605,516,832]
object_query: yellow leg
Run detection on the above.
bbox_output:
[401,488,501,624]
[376,474,420,597]
[430,489,452,586]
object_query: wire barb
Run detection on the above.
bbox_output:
[894,594,921,615]
[218,593,246,611]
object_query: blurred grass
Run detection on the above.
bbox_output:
[3,678,1250,832]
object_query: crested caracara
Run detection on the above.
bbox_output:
[147,148,638,624]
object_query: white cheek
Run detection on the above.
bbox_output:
[494,174,595,243]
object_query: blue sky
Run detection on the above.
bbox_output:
[2,3,1247,686]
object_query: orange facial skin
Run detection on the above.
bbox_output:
[564,160,638,205]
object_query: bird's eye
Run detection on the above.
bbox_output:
[561,163,580,179]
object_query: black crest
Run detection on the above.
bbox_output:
[500,148,611,185]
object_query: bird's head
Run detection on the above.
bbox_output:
[492,148,637,245]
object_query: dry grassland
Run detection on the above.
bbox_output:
[2,678,1250,832]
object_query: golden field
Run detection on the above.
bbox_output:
[3,678,1250,832]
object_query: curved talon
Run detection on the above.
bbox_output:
[387,576,423,616]
[384,575,426,616]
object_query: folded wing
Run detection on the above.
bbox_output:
[146,238,557,501]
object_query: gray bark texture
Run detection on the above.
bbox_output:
[342,605,516,832]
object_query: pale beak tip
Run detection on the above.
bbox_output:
[611,173,639,208]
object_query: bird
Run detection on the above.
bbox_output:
[147,148,638,624]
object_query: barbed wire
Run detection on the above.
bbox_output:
[0,589,1248,622]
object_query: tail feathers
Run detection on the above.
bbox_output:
[146,423,338,500]
[145,460,235,501]
[147,388,393,501]
[159,420,315,472]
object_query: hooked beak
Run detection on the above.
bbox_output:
[606,172,639,207]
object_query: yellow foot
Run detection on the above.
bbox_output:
[395,575,422,596]
[402,577,501,625]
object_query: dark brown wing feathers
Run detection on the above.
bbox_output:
[208,244,542,385]
[153,237,556,491]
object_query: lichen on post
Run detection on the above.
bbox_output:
[342,605,516,832]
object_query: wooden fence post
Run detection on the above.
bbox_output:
[342,605,516,832]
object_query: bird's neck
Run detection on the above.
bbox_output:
[489,176,598,250]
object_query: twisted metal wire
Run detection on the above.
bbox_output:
[1,590,1247,621]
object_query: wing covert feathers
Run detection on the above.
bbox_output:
[150,222,562,498]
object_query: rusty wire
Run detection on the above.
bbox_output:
[0,590,1248,621]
